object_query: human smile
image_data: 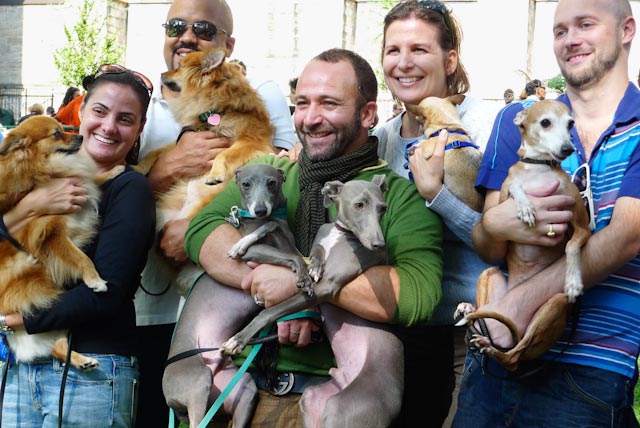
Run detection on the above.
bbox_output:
[396,76,422,84]
[94,134,116,145]
[566,52,590,64]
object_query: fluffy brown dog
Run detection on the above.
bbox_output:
[0,116,119,369]
[455,100,591,371]
[406,95,483,212]
[134,47,275,292]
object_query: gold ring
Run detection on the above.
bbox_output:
[291,331,300,335]
[547,224,556,238]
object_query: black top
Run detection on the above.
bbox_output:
[24,167,156,356]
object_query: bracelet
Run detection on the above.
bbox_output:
[0,315,14,334]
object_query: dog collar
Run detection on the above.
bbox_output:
[427,129,467,139]
[444,141,479,151]
[426,129,479,151]
[225,205,288,228]
[199,109,223,126]
[520,157,561,167]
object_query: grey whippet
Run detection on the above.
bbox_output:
[162,165,403,428]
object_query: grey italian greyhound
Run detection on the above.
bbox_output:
[162,166,403,428]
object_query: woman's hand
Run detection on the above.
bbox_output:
[4,177,88,233]
[408,130,447,202]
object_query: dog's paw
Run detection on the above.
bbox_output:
[227,242,247,259]
[564,279,583,303]
[516,202,536,227]
[297,275,315,297]
[86,278,108,293]
[205,159,227,185]
[469,334,494,355]
[221,337,244,356]
[453,302,475,324]
[308,259,324,283]
[78,357,100,371]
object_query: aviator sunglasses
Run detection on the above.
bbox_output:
[163,19,229,42]
[93,64,154,98]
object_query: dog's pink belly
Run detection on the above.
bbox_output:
[301,303,400,427]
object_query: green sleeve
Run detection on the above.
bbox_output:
[359,170,444,326]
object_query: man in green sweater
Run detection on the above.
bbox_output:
[184,48,444,427]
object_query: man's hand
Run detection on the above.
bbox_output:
[482,182,576,246]
[242,262,321,346]
[159,218,190,263]
[147,131,232,191]
[241,262,299,307]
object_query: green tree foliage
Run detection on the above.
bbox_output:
[547,74,567,94]
[53,0,123,87]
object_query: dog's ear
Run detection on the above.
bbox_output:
[321,180,344,208]
[0,133,27,157]
[372,174,388,194]
[234,167,244,182]
[513,109,529,129]
[448,94,466,106]
[277,168,286,182]
[202,48,226,73]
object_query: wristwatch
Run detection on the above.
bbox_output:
[0,315,13,334]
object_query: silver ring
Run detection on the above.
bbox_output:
[253,295,265,307]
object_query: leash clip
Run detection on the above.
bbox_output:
[225,206,240,228]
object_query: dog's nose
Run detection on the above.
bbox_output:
[253,206,268,218]
[560,143,575,158]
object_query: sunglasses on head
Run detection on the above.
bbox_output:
[389,0,454,47]
[163,19,228,42]
[571,163,596,231]
[94,64,154,98]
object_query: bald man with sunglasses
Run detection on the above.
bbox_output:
[134,1,295,427]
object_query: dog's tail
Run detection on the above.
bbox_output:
[456,311,522,345]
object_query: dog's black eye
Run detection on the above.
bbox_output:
[266,179,276,190]
[354,201,366,211]
[241,181,251,189]
[568,119,575,131]
[541,119,551,129]
[53,129,61,138]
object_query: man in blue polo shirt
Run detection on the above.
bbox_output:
[454,0,640,427]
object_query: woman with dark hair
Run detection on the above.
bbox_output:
[0,65,156,427]
[373,1,496,426]
[59,86,81,110]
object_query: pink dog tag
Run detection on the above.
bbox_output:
[207,114,221,126]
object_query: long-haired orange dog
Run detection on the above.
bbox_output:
[134,48,275,292]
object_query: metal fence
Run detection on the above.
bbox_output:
[0,85,56,126]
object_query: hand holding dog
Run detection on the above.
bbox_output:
[5,178,88,233]
[482,180,575,246]
[408,130,446,202]
[159,218,190,263]
[241,262,318,346]
[147,130,232,191]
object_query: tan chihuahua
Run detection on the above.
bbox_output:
[406,95,483,212]
[455,100,591,371]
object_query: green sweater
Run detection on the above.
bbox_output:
[184,155,444,373]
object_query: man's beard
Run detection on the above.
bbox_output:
[562,43,620,89]
[300,112,362,162]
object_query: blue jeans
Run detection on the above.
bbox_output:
[453,353,639,428]
[0,354,139,428]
